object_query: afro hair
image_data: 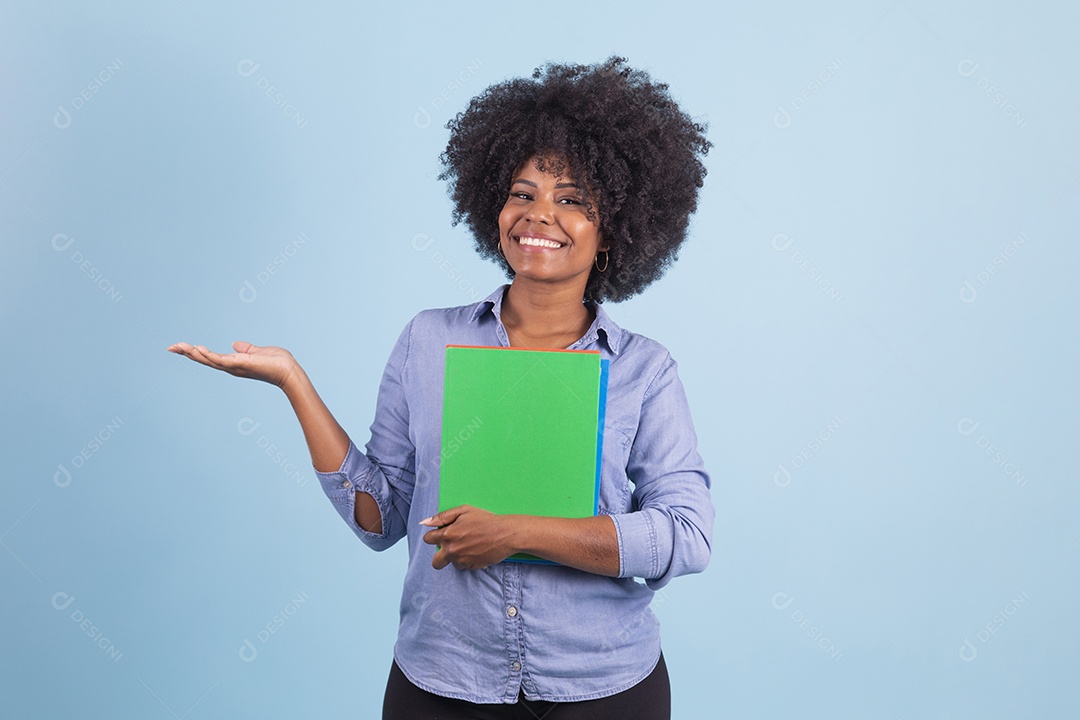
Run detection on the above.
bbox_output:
[439,56,711,303]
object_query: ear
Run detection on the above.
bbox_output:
[597,231,608,253]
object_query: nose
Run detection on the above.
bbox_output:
[525,194,555,224]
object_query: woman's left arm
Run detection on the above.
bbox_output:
[609,353,714,588]
[421,507,619,575]
[422,353,713,581]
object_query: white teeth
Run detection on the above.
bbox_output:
[517,236,563,249]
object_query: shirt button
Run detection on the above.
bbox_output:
[511,661,521,671]
[507,606,518,618]
[341,480,353,489]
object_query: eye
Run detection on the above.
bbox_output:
[559,196,583,205]
[510,191,532,201]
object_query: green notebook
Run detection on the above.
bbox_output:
[438,345,609,564]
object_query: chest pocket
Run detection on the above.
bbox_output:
[597,426,635,515]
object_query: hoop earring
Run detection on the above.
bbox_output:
[496,238,505,258]
[594,251,608,272]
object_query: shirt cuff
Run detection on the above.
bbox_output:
[314,441,393,547]
[610,508,674,582]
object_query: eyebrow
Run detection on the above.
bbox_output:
[511,178,580,189]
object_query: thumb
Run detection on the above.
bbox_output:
[233,341,256,354]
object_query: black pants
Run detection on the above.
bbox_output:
[383,654,670,720]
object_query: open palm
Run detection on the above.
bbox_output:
[167,341,299,388]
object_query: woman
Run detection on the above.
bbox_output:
[169,57,713,719]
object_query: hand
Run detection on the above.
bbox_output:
[167,341,300,389]
[421,505,518,571]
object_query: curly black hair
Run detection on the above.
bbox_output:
[439,56,711,303]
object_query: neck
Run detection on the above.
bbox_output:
[502,279,594,349]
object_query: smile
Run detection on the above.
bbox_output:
[515,235,565,249]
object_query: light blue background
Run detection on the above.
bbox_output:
[3,1,1077,717]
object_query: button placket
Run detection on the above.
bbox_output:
[502,563,525,696]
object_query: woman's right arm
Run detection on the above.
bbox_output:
[167,341,382,533]
[278,364,382,533]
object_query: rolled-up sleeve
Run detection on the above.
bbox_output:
[314,320,417,551]
[610,354,713,589]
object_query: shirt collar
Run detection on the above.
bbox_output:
[470,285,508,324]
[470,284,623,355]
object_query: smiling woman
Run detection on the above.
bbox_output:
[169,56,713,720]
[441,57,710,304]
[495,155,609,346]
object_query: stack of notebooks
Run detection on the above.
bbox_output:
[438,345,610,563]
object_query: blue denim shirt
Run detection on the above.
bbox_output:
[315,285,713,703]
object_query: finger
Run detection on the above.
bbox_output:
[431,548,450,570]
[185,345,229,370]
[194,346,254,373]
[233,341,256,354]
[168,342,212,360]
[167,343,220,369]
[192,344,225,361]
[423,506,467,528]
[421,528,441,545]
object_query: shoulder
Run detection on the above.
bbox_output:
[597,306,675,374]
[406,287,504,334]
[617,329,679,399]
[387,289,504,367]
[400,299,488,336]
[617,327,672,362]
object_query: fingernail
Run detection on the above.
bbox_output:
[419,517,434,526]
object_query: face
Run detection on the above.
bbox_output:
[497,155,606,293]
